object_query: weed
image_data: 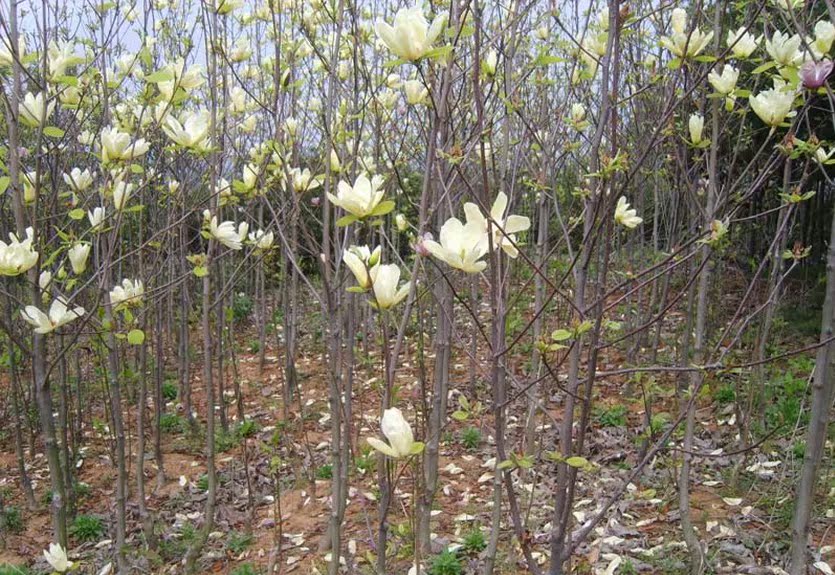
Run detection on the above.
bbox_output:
[429,548,463,575]
[71,514,105,542]
[460,427,481,451]
[594,404,628,427]
[227,531,254,555]
[461,528,486,554]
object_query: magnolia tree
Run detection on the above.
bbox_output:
[0,0,834,574]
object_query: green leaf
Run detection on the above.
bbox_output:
[751,61,777,74]
[43,126,65,138]
[68,208,85,220]
[451,410,469,422]
[551,329,572,342]
[535,53,564,66]
[336,214,358,227]
[144,68,175,83]
[694,55,717,63]
[666,58,682,70]
[566,456,589,468]
[55,75,79,87]
[423,45,452,61]
[409,441,425,455]
[346,286,366,293]
[193,266,208,277]
[497,459,515,470]
[0,176,9,195]
[127,329,145,345]
[371,200,396,217]
[129,163,145,174]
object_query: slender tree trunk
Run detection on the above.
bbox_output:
[789,205,835,574]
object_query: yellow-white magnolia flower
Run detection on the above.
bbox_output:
[404,79,428,105]
[0,37,25,68]
[327,174,388,220]
[614,196,643,229]
[158,59,204,101]
[112,180,134,211]
[110,278,144,308]
[0,227,38,277]
[813,20,835,57]
[367,407,423,458]
[727,27,759,59]
[22,171,38,204]
[369,264,410,310]
[47,41,84,80]
[248,229,274,251]
[63,168,94,192]
[285,117,298,138]
[660,8,714,58]
[463,192,530,258]
[482,50,498,77]
[344,245,381,290]
[289,167,320,193]
[230,37,252,62]
[765,31,803,67]
[68,243,90,275]
[205,212,243,250]
[708,65,739,95]
[20,92,55,128]
[375,5,446,61]
[688,113,705,144]
[162,109,210,150]
[22,298,85,335]
[395,213,408,231]
[423,217,490,273]
[43,543,73,573]
[88,206,105,230]
[101,126,150,164]
[749,87,795,126]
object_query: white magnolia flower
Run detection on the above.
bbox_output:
[248,229,274,251]
[404,79,429,105]
[43,543,73,573]
[483,50,498,76]
[708,65,739,95]
[614,196,643,229]
[0,37,25,68]
[20,92,55,128]
[101,126,150,164]
[343,245,381,290]
[423,217,490,273]
[22,298,84,335]
[39,270,52,291]
[688,113,705,144]
[112,180,134,211]
[765,31,803,67]
[158,59,204,101]
[463,192,530,258]
[68,243,91,275]
[327,174,388,219]
[289,167,320,193]
[813,20,835,57]
[88,206,105,229]
[285,116,298,137]
[110,278,144,308]
[0,227,39,277]
[395,213,408,231]
[660,8,714,58]
[367,407,422,458]
[162,109,210,150]
[727,27,759,59]
[207,213,243,250]
[369,264,411,309]
[749,88,795,126]
[375,5,447,61]
[63,168,94,192]
[47,41,84,80]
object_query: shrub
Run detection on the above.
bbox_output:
[594,404,628,427]
[461,528,486,554]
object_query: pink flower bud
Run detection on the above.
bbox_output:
[801,60,833,89]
